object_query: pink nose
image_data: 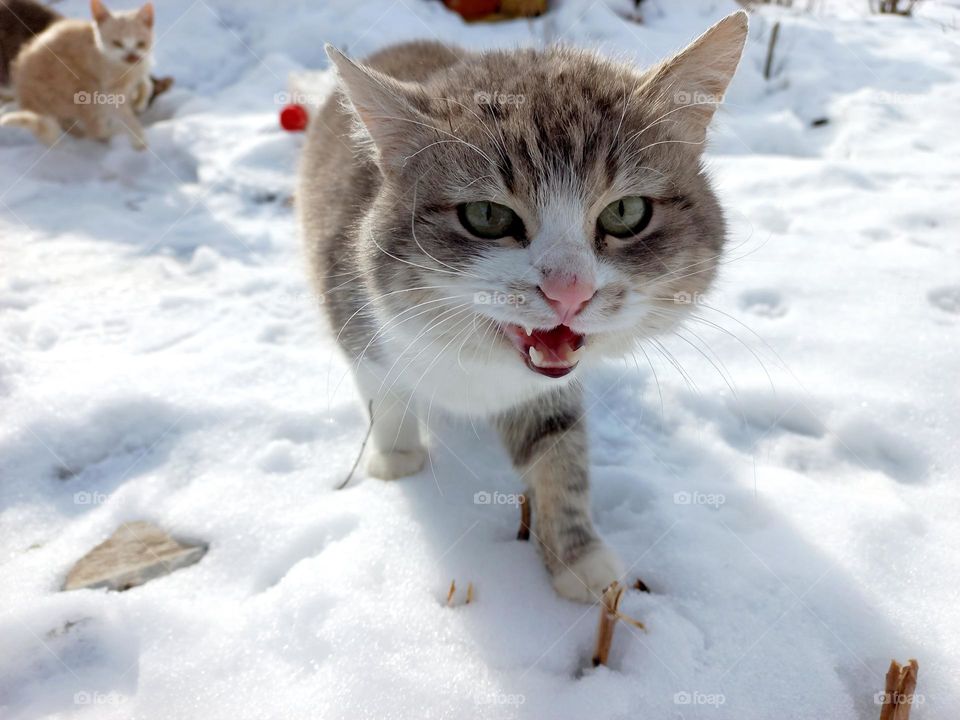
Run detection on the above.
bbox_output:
[539,275,595,323]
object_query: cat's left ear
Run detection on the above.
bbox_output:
[325,44,434,173]
[639,10,749,144]
[137,2,154,28]
[90,0,111,24]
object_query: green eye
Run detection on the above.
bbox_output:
[458,201,520,239]
[598,196,652,238]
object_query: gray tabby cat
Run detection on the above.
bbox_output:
[299,12,748,603]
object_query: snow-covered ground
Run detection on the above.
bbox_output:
[2,0,959,717]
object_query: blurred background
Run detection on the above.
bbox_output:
[1,1,958,719]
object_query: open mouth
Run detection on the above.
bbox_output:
[502,323,585,378]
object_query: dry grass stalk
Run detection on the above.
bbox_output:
[337,400,374,490]
[517,494,531,541]
[445,580,475,606]
[879,659,919,720]
[592,582,647,667]
[764,21,781,80]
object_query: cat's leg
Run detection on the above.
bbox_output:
[354,363,426,480]
[113,103,147,150]
[497,387,623,603]
[130,76,153,114]
[73,103,112,142]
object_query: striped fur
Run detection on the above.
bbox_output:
[298,13,748,602]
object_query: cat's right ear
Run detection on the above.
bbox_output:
[325,44,433,173]
[91,0,112,24]
[638,11,749,144]
[137,2,155,28]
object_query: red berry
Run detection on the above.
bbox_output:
[280,103,309,132]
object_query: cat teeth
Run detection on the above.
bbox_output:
[528,346,546,367]
[527,344,583,368]
[524,326,534,336]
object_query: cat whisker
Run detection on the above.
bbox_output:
[670,327,741,401]
[426,95,510,165]
[395,312,482,442]
[333,283,463,346]
[648,337,700,396]
[368,232,473,280]
[377,307,480,440]
[645,303,777,392]
[353,294,474,370]
[370,113,496,166]
[456,315,493,371]
[409,179,484,280]
[375,304,477,402]
[620,99,721,151]
[635,342,665,425]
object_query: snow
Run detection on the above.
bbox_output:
[1,0,959,717]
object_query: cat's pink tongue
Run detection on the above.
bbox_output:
[504,324,585,378]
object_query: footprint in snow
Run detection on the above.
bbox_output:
[832,418,927,484]
[738,288,787,318]
[927,285,960,315]
[256,440,301,474]
[254,514,359,592]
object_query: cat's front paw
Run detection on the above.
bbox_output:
[132,80,152,113]
[552,543,623,604]
[366,447,427,480]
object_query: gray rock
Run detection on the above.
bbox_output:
[62,521,207,592]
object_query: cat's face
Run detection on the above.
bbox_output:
[91,0,154,67]
[330,13,747,383]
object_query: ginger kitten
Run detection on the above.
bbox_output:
[299,13,748,603]
[0,0,154,149]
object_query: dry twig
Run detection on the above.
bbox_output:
[878,659,919,720]
[337,400,374,490]
[764,21,781,81]
[517,494,531,541]
[445,580,475,606]
[592,582,647,667]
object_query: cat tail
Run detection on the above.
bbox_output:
[0,110,62,146]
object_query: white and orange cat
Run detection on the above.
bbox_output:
[300,13,749,603]
[0,0,154,149]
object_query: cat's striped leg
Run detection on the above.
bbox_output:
[497,387,622,603]
[354,364,426,480]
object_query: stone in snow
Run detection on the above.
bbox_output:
[62,521,207,592]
